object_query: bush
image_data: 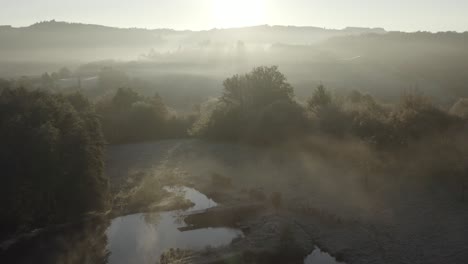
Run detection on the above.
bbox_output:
[308,85,353,137]
[342,90,396,147]
[391,91,463,144]
[246,100,310,144]
[193,102,245,141]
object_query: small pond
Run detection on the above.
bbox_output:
[304,246,345,264]
[106,186,243,264]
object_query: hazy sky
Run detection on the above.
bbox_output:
[1,0,467,32]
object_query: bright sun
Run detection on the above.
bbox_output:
[212,0,266,28]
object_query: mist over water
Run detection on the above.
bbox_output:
[107,187,241,264]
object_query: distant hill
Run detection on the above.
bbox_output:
[2,20,468,105]
[0,20,386,62]
[0,21,165,59]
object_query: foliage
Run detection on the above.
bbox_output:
[192,66,310,143]
[96,88,194,144]
[0,88,108,238]
[308,85,352,137]
[306,87,464,149]
[194,67,465,155]
[160,248,192,264]
[342,90,395,147]
[307,84,332,113]
[247,100,310,143]
[221,66,294,109]
[96,88,168,144]
[390,91,463,144]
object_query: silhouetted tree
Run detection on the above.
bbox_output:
[221,66,294,109]
[193,66,308,143]
[308,84,331,113]
[41,72,55,89]
[58,67,71,79]
[307,85,351,136]
[391,91,462,143]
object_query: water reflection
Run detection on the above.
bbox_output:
[0,187,241,264]
[106,187,243,264]
[304,246,345,264]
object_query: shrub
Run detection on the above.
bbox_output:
[391,91,463,144]
[308,85,353,137]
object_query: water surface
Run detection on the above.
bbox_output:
[304,246,345,264]
[106,186,242,264]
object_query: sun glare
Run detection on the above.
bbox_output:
[212,0,266,28]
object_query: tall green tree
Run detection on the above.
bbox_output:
[221,66,294,109]
[0,88,108,238]
[307,84,332,113]
[193,66,309,143]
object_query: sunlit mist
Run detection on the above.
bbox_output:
[212,0,266,28]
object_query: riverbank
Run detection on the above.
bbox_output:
[2,139,468,264]
[106,139,468,264]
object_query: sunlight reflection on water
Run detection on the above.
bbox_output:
[304,246,345,264]
[106,187,242,264]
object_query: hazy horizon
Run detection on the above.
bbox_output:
[1,0,467,32]
[2,19,467,34]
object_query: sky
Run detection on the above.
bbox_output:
[1,0,467,32]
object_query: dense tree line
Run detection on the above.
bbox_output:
[191,66,468,197]
[192,66,466,149]
[0,88,108,238]
[96,88,195,144]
